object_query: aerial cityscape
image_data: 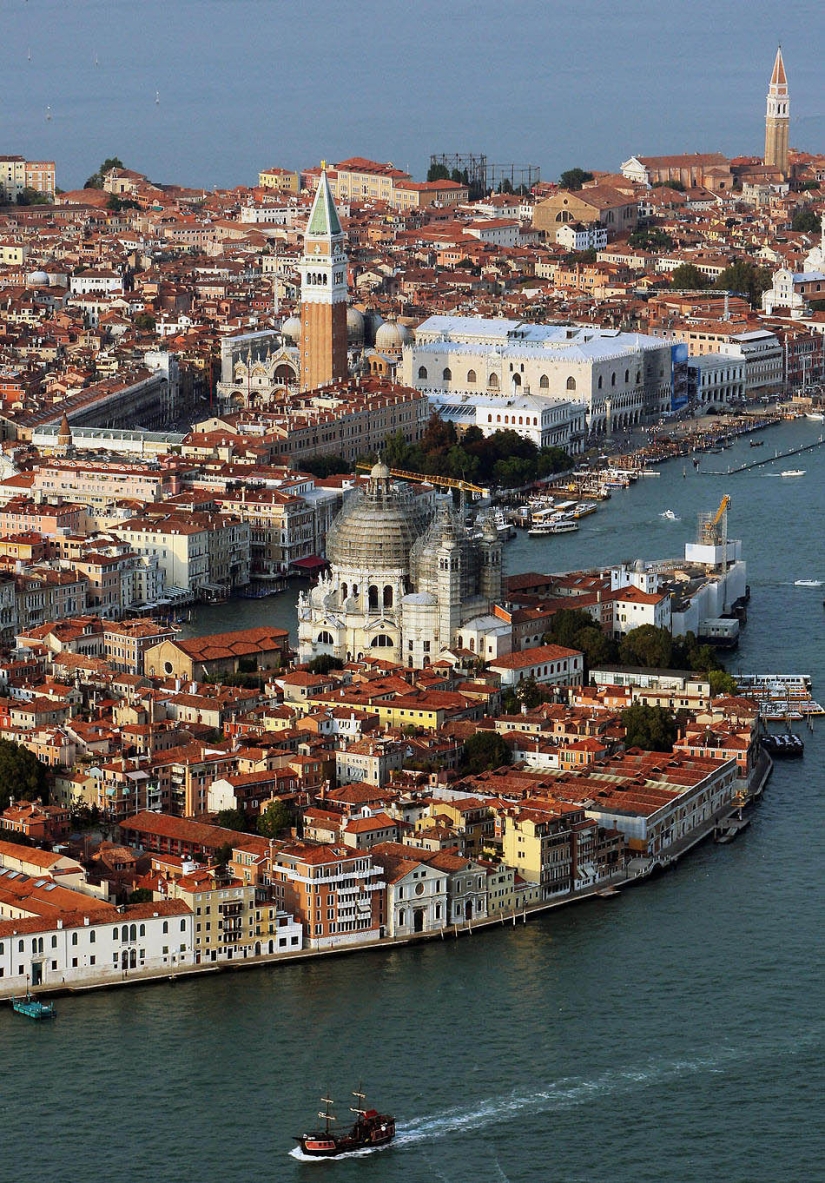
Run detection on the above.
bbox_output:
[1,6,822,1180]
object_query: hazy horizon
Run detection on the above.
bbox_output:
[1,0,823,192]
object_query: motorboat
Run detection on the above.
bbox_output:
[780,469,805,477]
[794,579,822,588]
[659,510,679,521]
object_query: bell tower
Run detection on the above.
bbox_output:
[299,165,349,392]
[764,46,790,176]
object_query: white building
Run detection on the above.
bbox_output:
[0,899,194,995]
[687,354,746,408]
[429,390,587,452]
[556,222,608,252]
[402,316,676,436]
[718,331,783,394]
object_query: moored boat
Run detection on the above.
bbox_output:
[11,991,56,1020]
[296,1090,395,1158]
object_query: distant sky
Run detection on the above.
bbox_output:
[1,0,823,191]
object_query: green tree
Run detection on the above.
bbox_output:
[652,179,686,192]
[84,156,124,189]
[0,739,49,812]
[621,703,677,752]
[214,842,234,867]
[559,168,594,191]
[298,454,353,478]
[618,625,673,669]
[628,227,674,251]
[214,809,246,832]
[515,674,542,709]
[427,162,450,183]
[16,187,52,206]
[133,312,156,332]
[129,887,154,904]
[714,261,772,307]
[257,799,293,838]
[307,654,344,674]
[791,206,819,233]
[708,669,738,696]
[669,263,706,290]
[460,731,512,775]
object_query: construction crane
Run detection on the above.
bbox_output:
[698,493,731,548]
[355,462,489,497]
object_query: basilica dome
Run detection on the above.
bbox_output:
[325,462,423,572]
[346,306,365,344]
[281,315,301,343]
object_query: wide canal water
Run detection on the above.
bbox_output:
[1,419,822,1181]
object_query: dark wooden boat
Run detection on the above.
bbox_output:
[296,1089,395,1158]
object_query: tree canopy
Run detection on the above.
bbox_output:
[669,263,707,290]
[257,799,293,838]
[307,655,344,674]
[618,625,673,670]
[460,731,512,775]
[714,261,772,307]
[0,739,49,812]
[559,168,594,191]
[84,156,124,189]
[621,703,677,752]
[791,205,820,233]
[628,226,674,251]
[214,808,247,832]
[377,414,571,490]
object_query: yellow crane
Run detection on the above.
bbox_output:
[700,493,730,545]
[355,462,489,497]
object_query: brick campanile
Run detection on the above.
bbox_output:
[764,46,790,176]
[299,166,349,392]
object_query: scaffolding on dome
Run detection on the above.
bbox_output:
[355,462,488,497]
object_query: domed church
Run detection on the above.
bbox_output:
[297,462,504,667]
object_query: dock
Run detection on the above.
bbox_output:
[703,433,825,475]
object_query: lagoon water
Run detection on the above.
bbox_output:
[2,1,824,192]
[1,419,823,1182]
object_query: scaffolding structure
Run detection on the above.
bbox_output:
[429,153,488,193]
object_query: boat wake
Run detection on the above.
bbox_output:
[393,1054,726,1148]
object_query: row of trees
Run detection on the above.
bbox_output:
[668,260,773,307]
[381,413,571,489]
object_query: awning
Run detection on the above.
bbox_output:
[290,556,329,572]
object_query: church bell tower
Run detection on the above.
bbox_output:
[299,165,349,392]
[764,46,790,176]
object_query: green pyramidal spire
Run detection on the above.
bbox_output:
[308,166,343,237]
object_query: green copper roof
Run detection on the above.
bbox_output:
[307,171,343,237]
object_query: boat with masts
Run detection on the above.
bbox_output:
[296,1089,395,1158]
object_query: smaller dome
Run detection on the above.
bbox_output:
[281,315,301,343]
[371,459,391,481]
[375,320,403,352]
[27,270,50,288]
[346,306,365,343]
[401,592,438,606]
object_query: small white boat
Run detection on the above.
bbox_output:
[780,469,805,477]
[806,412,824,422]
[794,579,822,588]
[660,510,679,521]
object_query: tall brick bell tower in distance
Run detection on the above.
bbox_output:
[299,164,349,392]
[764,46,790,177]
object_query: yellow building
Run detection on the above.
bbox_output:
[258,166,300,193]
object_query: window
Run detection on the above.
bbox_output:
[383,585,393,609]
[418,366,428,380]
[489,373,499,389]
[90,931,96,944]
[162,921,169,934]
[71,933,78,946]
[566,376,576,390]
[467,369,476,383]
[598,375,603,389]
[442,368,451,381]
